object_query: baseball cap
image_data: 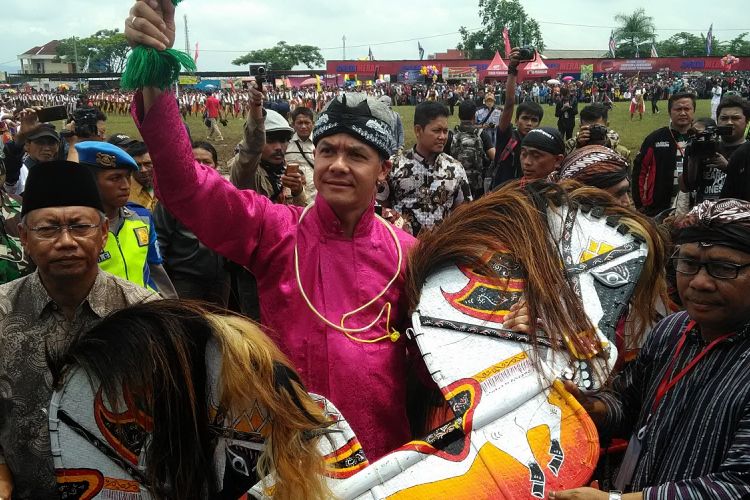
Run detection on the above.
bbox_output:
[25,123,60,143]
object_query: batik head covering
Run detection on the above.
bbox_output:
[676,199,750,254]
[521,127,565,156]
[551,145,629,189]
[313,93,396,159]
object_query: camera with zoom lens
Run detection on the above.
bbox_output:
[518,46,536,61]
[61,107,99,139]
[249,64,268,85]
[685,125,734,158]
[588,124,609,142]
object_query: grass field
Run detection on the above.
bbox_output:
[103,99,715,167]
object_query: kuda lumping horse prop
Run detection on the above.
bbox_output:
[252,181,665,499]
[48,301,331,500]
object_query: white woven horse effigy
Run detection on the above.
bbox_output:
[253,181,665,499]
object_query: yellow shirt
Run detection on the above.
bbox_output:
[129,178,157,212]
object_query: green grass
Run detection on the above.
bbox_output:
[103,99,714,166]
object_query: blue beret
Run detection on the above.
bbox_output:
[75,141,139,171]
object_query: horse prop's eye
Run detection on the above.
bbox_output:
[591,266,630,288]
[227,446,250,477]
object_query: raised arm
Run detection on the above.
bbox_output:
[498,48,521,134]
[125,0,278,268]
[228,86,265,189]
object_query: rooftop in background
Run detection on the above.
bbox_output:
[20,40,61,57]
[429,49,467,60]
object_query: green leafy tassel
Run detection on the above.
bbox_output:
[121,46,195,90]
[120,0,193,89]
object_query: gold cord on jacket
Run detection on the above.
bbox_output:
[294,204,403,343]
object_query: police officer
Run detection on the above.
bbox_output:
[75,141,176,297]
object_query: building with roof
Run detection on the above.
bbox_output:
[17,41,74,74]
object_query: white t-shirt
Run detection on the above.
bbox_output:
[712,85,723,103]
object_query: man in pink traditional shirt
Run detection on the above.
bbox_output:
[126,0,417,461]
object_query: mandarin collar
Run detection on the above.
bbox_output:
[312,195,375,238]
[30,270,109,319]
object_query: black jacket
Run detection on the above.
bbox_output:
[633,126,687,216]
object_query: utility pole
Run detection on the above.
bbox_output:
[343,35,346,60]
[184,15,190,55]
[73,36,79,72]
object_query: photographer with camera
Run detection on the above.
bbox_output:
[681,96,749,207]
[719,98,750,202]
[489,46,546,189]
[565,103,631,162]
[633,92,695,216]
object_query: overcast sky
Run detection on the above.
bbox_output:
[2,0,748,73]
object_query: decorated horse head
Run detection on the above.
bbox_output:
[48,300,330,500]
[251,181,666,499]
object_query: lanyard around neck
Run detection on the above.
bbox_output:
[651,320,733,415]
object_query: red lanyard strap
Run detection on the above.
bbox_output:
[651,320,733,414]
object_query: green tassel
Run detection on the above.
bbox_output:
[120,0,193,89]
[121,46,196,90]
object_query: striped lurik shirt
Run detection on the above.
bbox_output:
[595,311,750,499]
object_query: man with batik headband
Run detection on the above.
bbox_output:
[554,198,750,500]
[125,1,419,461]
[518,126,566,183]
[0,161,156,499]
[553,145,633,208]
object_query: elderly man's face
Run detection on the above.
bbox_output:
[19,206,108,282]
[314,133,389,218]
[676,243,750,335]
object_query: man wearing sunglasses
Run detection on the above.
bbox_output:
[0,161,156,499]
[552,198,750,500]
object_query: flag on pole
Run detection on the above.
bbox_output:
[503,26,512,58]
[194,42,199,65]
[608,30,616,58]
[650,43,659,58]
[315,74,322,92]
[706,23,714,56]
[368,47,374,61]
[418,42,424,60]
[83,55,91,73]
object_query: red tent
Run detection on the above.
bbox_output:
[519,51,549,80]
[483,51,508,79]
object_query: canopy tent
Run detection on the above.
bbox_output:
[482,51,508,80]
[519,51,549,79]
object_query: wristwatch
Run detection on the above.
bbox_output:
[609,491,623,500]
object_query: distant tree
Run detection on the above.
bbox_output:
[458,0,545,60]
[55,29,130,72]
[613,8,656,58]
[656,32,708,57]
[231,41,324,70]
[722,32,750,56]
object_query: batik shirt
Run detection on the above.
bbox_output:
[388,148,472,234]
[0,191,31,284]
[0,271,155,499]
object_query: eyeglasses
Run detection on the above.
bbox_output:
[27,223,101,241]
[672,257,750,280]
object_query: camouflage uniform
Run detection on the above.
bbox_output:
[0,190,33,284]
[388,148,472,235]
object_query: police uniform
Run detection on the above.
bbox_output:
[75,142,165,293]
